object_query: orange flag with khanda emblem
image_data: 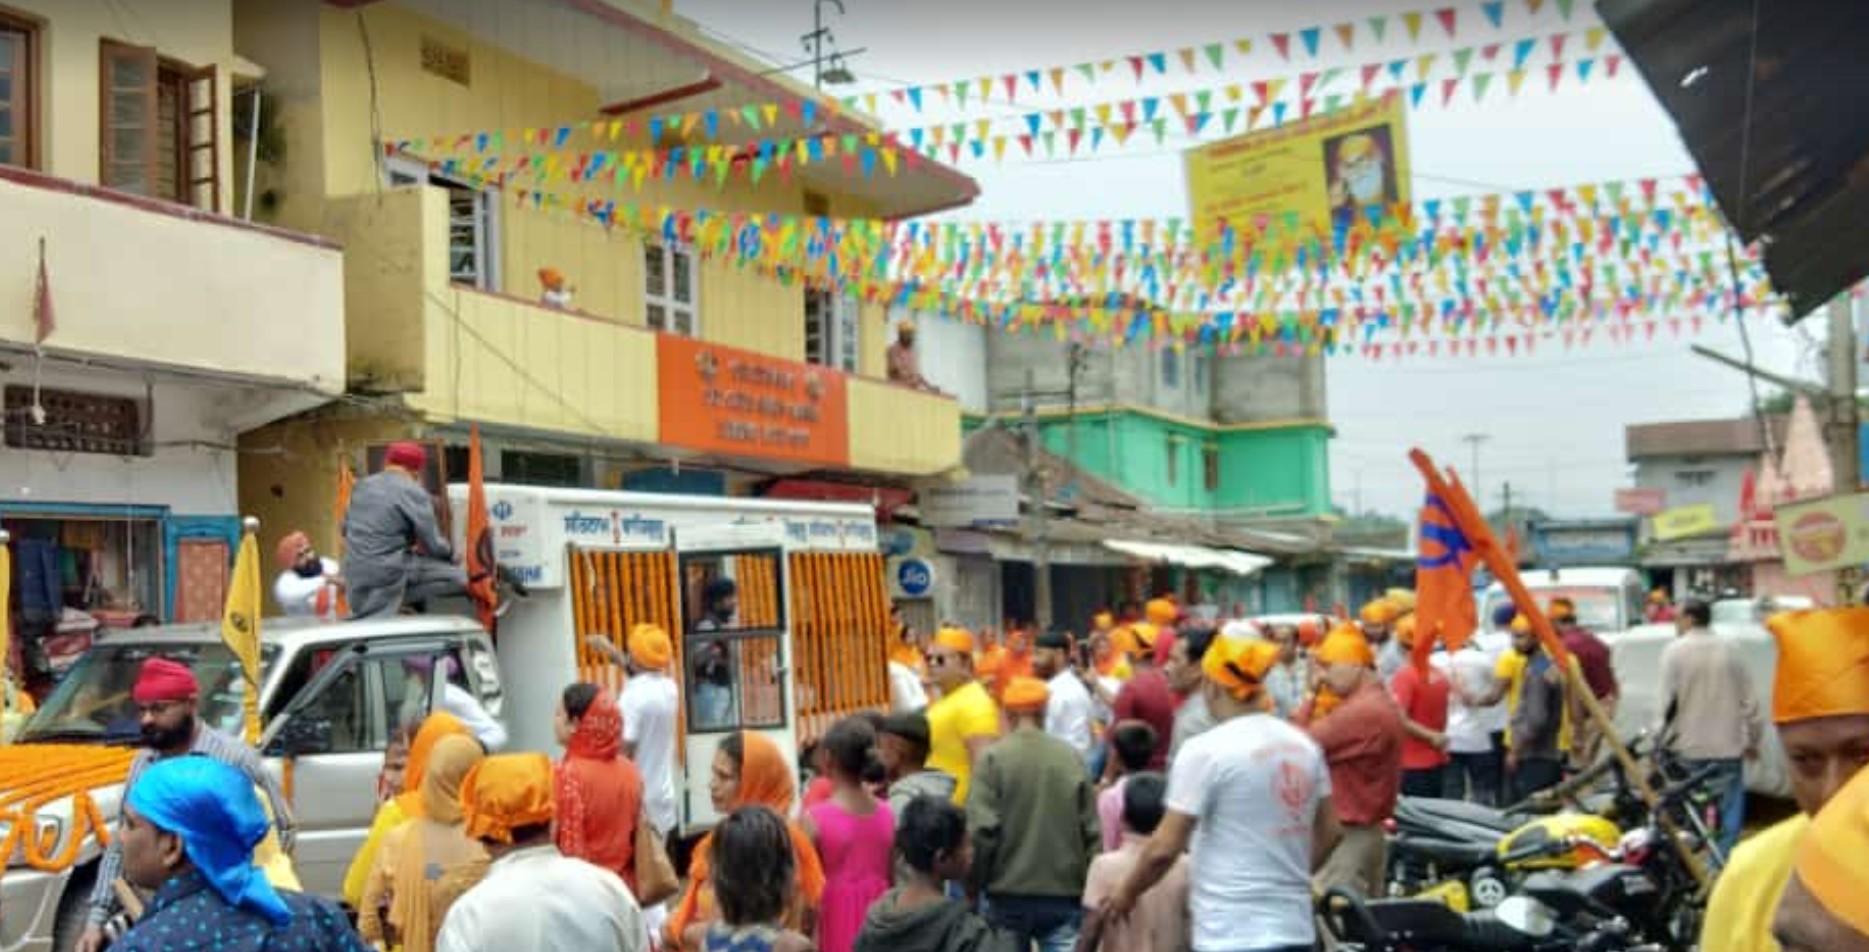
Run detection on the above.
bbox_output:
[1412,490,1481,673]
[465,424,498,632]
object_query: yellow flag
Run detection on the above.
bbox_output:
[222,530,263,744]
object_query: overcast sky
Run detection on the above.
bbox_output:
[676,0,1823,519]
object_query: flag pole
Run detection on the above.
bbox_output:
[1409,449,1710,893]
[236,517,263,746]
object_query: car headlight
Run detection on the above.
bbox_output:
[0,815,68,868]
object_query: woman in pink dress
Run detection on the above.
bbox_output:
[803,716,895,952]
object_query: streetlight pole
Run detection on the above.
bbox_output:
[806,0,845,89]
[1461,433,1490,503]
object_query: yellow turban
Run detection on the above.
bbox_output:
[1394,614,1418,648]
[1767,608,1869,724]
[1794,762,1869,938]
[1202,636,1280,699]
[1092,611,1114,630]
[1649,589,1669,604]
[1360,599,1401,625]
[1316,625,1376,667]
[934,626,975,655]
[1127,622,1160,658]
[1510,614,1532,634]
[627,623,672,671]
[1549,597,1577,622]
[1145,599,1178,627]
[1002,676,1049,713]
[1384,589,1418,613]
[461,753,556,844]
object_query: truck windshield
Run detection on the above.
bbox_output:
[1482,587,1622,633]
[17,643,264,746]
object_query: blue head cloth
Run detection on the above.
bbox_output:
[125,756,291,927]
[1491,602,1519,629]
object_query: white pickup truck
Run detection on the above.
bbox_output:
[0,616,502,952]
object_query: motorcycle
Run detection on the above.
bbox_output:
[1338,762,1719,952]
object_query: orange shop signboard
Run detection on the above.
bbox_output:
[657,335,849,466]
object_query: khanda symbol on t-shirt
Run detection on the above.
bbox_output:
[1275,757,1314,821]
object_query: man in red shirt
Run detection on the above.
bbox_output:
[1111,625,1176,771]
[1389,617,1452,799]
[1551,597,1618,764]
[1304,625,1405,899]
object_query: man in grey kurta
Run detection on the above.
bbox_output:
[342,442,467,619]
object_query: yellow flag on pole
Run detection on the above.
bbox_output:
[223,526,263,745]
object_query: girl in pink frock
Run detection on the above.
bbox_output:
[804,717,896,952]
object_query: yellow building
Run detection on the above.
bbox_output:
[231,0,974,587]
[0,1,344,635]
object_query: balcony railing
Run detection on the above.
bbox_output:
[0,166,344,391]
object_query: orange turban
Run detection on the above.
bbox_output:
[1394,614,1418,648]
[1794,761,1869,939]
[1127,623,1160,658]
[1549,597,1577,621]
[1202,636,1279,699]
[1649,589,1669,604]
[1092,611,1114,630]
[273,531,311,571]
[1510,614,1532,634]
[461,753,556,844]
[1145,599,1178,627]
[1002,676,1049,713]
[934,626,975,655]
[1360,599,1401,625]
[1316,625,1376,667]
[628,623,672,671]
[537,267,566,290]
[1767,608,1869,724]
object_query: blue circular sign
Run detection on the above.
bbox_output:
[895,558,936,598]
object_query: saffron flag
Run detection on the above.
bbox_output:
[33,238,54,345]
[1413,492,1480,672]
[333,459,355,618]
[465,424,498,632]
[223,529,263,744]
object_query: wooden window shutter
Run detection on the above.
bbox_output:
[99,41,157,195]
[183,63,218,211]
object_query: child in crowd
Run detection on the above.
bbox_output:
[854,796,1020,952]
[693,806,816,952]
[806,718,896,952]
[1077,773,1189,952]
[1097,721,1158,850]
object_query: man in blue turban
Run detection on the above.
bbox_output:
[114,756,367,951]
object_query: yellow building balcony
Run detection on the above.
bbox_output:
[0,166,344,391]
[335,184,959,478]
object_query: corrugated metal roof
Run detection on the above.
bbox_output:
[1625,415,1788,459]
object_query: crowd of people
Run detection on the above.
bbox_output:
[70,581,1869,952]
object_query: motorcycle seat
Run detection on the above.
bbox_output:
[1395,796,1527,833]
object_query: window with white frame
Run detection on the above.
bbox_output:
[645,242,698,336]
[385,156,500,292]
[804,287,860,372]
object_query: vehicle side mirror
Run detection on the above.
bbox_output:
[264,716,334,757]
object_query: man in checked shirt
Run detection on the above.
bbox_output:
[76,658,296,952]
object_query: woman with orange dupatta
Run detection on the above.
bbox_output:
[343,712,472,908]
[553,682,644,892]
[669,731,826,950]
[360,734,489,951]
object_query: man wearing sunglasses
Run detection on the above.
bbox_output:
[922,626,1002,805]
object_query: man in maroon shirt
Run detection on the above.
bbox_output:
[1304,625,1404,899]
[1110,625,1176,771]
[1390,617,1452,798]
[1551,597,1618,764]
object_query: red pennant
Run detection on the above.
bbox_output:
[1546,62,1564,90]
[1362,63,1383,92]
[1271,33,1292,59]
[1506,336,1520,355]
[1300,71,1321,98]
[1481,43,1501,60]
[1120,100,1138,123]
[1002,74,1018,99]
[1550,34,1567,59]
[1486,338,1499,355]
[1639,178,1659,204]
[1067,128,1083,153]
[1128,56,1145,80]
[1436,8,1458,36]
[1252,80,1272,105]
[1442,77,1460,105]
[1606,54,1623,77]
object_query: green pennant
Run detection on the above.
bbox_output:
[1556,0,1576,18]
[1195,89,1213,112]
[1221,107,1240,133]
[1324,93,1344,112]
[954,82,970,106]
[1473,73,1494,101]
[1605,181,1626,204]
[1318,67,1345,90]
[841,133,858,153]
[1042,130,1057,156]
[1453,196,1472,219]
[1152,118,1167,144]
[1368,15,1389,41]
[742,105,760,129]
[1204,42,1225,69]
[1076,62,1096,82]
[1070,106,1088,129]
[1452,48,1475,76]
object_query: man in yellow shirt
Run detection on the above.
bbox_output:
[1703,607,1869,952]
[923,626,1001,804]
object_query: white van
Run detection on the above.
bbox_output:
[1478,566,1648,639]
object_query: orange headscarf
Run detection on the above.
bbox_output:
[1316,625,1377,667]
[1794,760,1869,938]
[1767,608,1869,724]
[396,713,471,819]
[1002,676,1049,713]
[555,692,642,887]
[667,732,826,943]
[1145,598,1178,627]
[460,753,556,844]
[1203,636,1280,700]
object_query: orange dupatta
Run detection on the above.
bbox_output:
[396,713,471,819]
[666,732,825,944]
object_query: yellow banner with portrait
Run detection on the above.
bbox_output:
[1184,92,1411,243]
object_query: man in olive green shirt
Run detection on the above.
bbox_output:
[967,676,1101,952]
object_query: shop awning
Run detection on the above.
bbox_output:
[1103,539,1275,577]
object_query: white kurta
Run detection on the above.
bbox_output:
[272,558,342,621]
[437,845,646,952]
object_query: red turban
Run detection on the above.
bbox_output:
[384,441,427,472]
[133,658,199,704]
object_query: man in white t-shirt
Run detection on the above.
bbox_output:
[1101,635,1339,952]
[1034,629,1093,759]
[1434,608,1513,805]
[272,531,343,621]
